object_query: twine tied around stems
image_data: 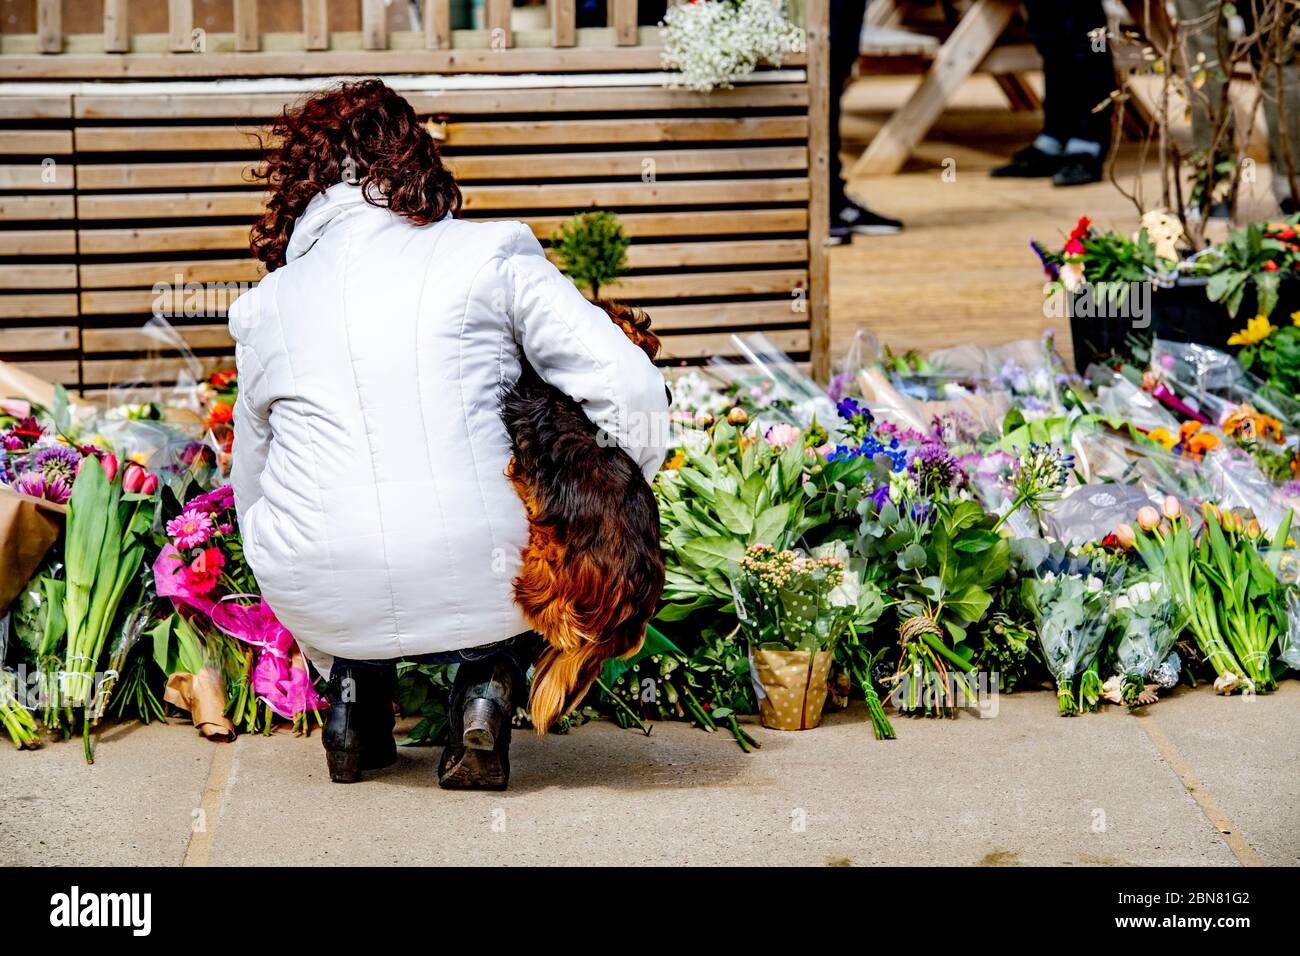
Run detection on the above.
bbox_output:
[897,614,942,645]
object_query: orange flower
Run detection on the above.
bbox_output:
[1178,420,1202,442]
[1186,431,1220,459]
[206,400,233,425]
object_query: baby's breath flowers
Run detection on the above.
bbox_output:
[736,545,851,651]
[660,0,804,93]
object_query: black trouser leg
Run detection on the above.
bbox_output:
[829,0,869,210]
[1023,0,1114,149]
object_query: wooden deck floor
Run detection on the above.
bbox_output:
[829,75,1286,369]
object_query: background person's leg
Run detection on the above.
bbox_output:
[1050,0,1115,186]
[993,0,1071,177]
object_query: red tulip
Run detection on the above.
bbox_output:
[140,473,159,495]
[100,453,119,482]
[122,463,146,494]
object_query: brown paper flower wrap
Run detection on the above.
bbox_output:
[0,487,64,615]
[751,647,834,731]
[164,667,236,741]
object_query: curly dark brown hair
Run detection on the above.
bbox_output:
[249,79,462,270]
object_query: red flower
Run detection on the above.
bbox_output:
[207,400,233,425]
[1264,260,1279,272]
[1068,215,1093,242]
[209,369,237,388]
[184,546,225,594]
[1064,238,1085,256]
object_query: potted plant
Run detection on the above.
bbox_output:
[735,544,856,731]
[550,210,629,301]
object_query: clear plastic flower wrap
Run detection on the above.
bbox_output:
[1201,445,1296,537]
[711,333,840,436]
[1151,338,1300,429]
[1279,590,1300,671]
[1110,575,1187,707]
[1021,555,1124,715]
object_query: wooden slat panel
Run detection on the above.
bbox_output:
[74,126,262,152]
[0,264,78,290]
[0,293,78,319]
[0,229,76,256]
[0,95,71,119]
[81,286,250,316]
[0,162,75,189]
[103,0,129,53]
[82,356,227,386]
[552,0,575,47]
[76,148,804,191]
[76,191,265,219]
[0,47,700,78]
[613,0,637,46]
[36,0,62,54]
[619,239,808,270]
[486,0,513,49]
[447,116,808,147]
[9,361,78,385]
[234,0,259,52]
[461,179,809,210]
[80,258,264,289]
[426,0,451,49]
[0,325,78,351]
[76,160,254,189]
[79,224,250,255]
[73,84,808,119]
[4,130,73,154]
[605,269,807,299]
[302,0,329,50]
[0,195,75,220]
[449,146,807,180]
[83,324,233,352]
[512,208,808,239]
[168,0,194,53]
[658,329,810,361]
[806,0,831,379]
[648,300,802,331]
[362,0,388,50]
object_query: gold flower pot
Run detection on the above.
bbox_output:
[751,648,834,731]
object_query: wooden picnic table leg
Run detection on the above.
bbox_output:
[849,0,1019,177]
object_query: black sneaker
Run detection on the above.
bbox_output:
[1281,197,1297,216]
[991,145,1063,178]
[1052,153,1104,187]
[834,199,903,237]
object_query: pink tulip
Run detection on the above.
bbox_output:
[100,453,119,482]
[1136,506,1160,531]
[140,473,159,495]
[1114,523,1136,549]
[122,463,146,494]
[1161,495,1181,519]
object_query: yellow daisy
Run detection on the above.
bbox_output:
[1291,310,1300,326]
[1227,314,1277,346]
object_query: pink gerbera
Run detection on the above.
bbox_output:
[167,509,214,549]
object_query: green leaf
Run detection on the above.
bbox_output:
[953,529,999,553]
[713,494,754,536]
[898,542,928,570]
[750,502,792,546]
[679,536,746,572]
[946,584,994,624]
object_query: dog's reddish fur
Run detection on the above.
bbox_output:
[502,302,665,733]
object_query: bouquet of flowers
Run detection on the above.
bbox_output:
[154,485,325,735]
[1108,573,1186,708]
[1021,555,1123,715]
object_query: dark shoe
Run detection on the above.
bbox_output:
[438,658,516,791]
[991,145,1063,178]
[1281,197,1297,217]
[834,199,903,237]
[1208,201,1232,220]
[1052,153,1104,187]
[323,665,397,783]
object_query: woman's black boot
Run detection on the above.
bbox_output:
[323,664,398,783]
[438,658,515,791]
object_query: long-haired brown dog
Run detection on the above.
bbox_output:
[502,300,665,733]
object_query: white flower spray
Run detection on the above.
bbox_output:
[660,0,804,93]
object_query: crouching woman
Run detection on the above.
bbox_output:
[228,80,667,790]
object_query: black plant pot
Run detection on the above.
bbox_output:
[1068,276,1300,373]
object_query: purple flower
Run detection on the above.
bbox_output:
[27,445,81,484]
[827,372,854,404]
[1030,240,1060,280]
[867,484,891,511]
[908,442,959,495]
[836,396,871,423]
[186,484,236,515]
[14,472,71,505]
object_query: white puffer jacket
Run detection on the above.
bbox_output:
[228,182,668,674]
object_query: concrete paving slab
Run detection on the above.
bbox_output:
[2,687,1293,866]
[0,719,214,866]
[1134,681,1300,866]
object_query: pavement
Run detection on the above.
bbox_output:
[2,682,1297,867]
